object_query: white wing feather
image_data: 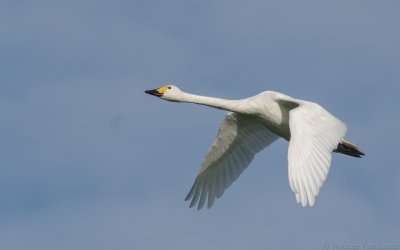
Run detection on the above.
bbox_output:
[287,101,347,206]
[185,112,279,210]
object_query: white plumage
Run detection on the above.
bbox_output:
[145,85,363,209]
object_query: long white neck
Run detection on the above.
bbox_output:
[179,92,250,114]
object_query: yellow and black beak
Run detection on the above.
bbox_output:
[145,88,163,97]
[145,86,169,97]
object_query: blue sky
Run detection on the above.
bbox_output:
[1,1,399,249]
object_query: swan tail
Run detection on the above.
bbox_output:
[334,139,365,158]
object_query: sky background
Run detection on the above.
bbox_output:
[1,1,399,249]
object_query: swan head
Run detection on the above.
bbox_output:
[145,85,183,102]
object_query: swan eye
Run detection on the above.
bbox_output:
[168,86,172,89]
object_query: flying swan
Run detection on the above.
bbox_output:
[145,85,364,209]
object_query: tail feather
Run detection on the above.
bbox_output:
[334,139,365,158]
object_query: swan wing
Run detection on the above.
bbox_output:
[286,101,347,206]
[185,112,279,210]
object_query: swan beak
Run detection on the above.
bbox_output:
[145,88,163,97]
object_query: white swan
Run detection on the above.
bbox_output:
[145,85,364,209]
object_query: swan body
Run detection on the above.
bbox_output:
[145,85,364,209]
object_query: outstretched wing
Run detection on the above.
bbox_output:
[185,112,279,210]
[286,101,347,206]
